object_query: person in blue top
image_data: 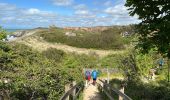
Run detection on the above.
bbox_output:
[91,70,99,85]
[159,58,164,69]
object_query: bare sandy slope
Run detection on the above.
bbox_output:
[15,36,125,57]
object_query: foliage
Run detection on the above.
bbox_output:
[0,27,7,40]
[42,48,65,62]
[125,0,170,57]
[110,48,165,81]
[117,50,141,80]
[100,54,125,68]
[38,27,126,50]
[0,43,83,99]
[108,78,170,100]
[125,80,170,100]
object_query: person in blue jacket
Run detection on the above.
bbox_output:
[159,58,164,69]
[91,70,99,85]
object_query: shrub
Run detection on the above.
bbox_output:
[0,43,83,99]
[125,80,170,100]
[42,48,65,62]
[0,27,7,40]
[39,28,125,50]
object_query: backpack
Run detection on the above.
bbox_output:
[92,71,97,78]
[85,71,90,77]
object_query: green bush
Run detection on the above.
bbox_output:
[39,28,125,50]
[107,78,170,100]
[42,48,65,62]
[0,43,83,99]
[125,80,170,100]
[0,27,7,40]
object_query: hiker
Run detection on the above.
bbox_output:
[85,70,91,87]
[91,70,99,85]
[159,58,164,69]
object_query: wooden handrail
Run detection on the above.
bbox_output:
[99,79,132,100]
[73,86,82,100]
[97,82,114,100]
[60,82,83,100]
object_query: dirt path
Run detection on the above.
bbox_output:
[15,36,125,57]
[83,82,102,100]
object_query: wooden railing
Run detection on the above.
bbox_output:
[60,82,83,100]
[98,79,132,100]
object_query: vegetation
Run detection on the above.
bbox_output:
[126,0,170,57]
[38,26,134,50]
[108,78,170,100]
[126,79,170,100]
[124,0,170,81]
[0,42,84,99]
[0,40,119,99]
[1,17,170,99]
[0,0,169,99]
[103,48,170,100]
[0,27,7,40]
[42,48,65,62]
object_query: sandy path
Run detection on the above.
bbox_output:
[83,82,103,100]
[15,36,125,57]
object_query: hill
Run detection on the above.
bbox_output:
[6,25,134,57]
[34,26,134,50]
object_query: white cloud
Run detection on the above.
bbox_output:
[0,3,58,28]
[0,3,17,18]
[27,8,40,15]
[74,4,87,10]
[0,0,140,28]
[74,4,93,16]
[105,4,127,15]
[52,0,73,6]
[75,10,89,15]
[103,4,140,25]
[21,8,56,17]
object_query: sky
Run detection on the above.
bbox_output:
[0,0,140,29]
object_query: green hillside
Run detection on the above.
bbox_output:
[37,26,134,50]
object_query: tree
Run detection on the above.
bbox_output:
[0,27,7,40]
[125,0,170,81]
[125,0,170,57]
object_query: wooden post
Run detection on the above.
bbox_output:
[72,81,76,99]
[119,85,125,100]
[0,95,4,100]
[65,84,70,100]
[104,80,107,88]
[107,68,110,84]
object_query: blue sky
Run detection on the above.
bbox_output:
[0,0,140,29]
